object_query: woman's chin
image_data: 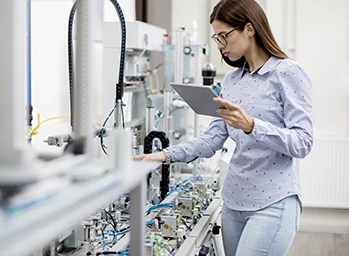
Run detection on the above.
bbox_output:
[227,55,240,61]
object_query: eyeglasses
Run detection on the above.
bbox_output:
[211,28,236,46]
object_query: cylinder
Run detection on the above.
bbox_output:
[202,62,216,85]
[111,128,133,173]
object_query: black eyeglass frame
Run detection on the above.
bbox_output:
[211,28,237,46]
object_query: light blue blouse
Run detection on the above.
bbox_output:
[167,56,313,211]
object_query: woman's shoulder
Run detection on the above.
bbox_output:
[274,58,308,77]
[276,58,305,70]
[223,67,242,81]
[272,58,311,87]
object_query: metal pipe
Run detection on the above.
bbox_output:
[193,114,199,176]
[146,107,155,135]
[74,0,95,157]
[163,91,173,139]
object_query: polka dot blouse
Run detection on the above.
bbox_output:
[167,56,313,211]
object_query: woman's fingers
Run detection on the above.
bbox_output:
[133,154,146,161]
[213,97,240,110]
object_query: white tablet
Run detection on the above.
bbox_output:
[170,83,224,117]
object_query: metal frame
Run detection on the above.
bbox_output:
[0,1,159,255]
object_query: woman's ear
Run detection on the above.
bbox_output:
[244,23,255,37]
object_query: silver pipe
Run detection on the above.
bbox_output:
[146,107,155,135]
[193,114,199,176]
[74,0,95,157]
[163,91,173,139]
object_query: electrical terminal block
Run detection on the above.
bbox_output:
[160,214,179,238]
[144,239,158,256]
[193,181,208,200]
[82,219,94,242]
[179,197,194,217]
[204,190,214,205]
[193,206,201,217]
[176,228,185,249]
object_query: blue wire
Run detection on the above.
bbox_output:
[146,202,174,214]
[118,249,130,255]
[101,235,105,251]
[154,118,161,129]
[109,233,117,248]
[165,175,210,198]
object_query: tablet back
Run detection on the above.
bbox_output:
[170,83,223,117]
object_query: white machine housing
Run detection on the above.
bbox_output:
[104,21,166,51]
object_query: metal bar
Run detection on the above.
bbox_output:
[130,179,146,256]
[74,0,95,156]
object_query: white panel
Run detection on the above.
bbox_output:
[298,137,349,208]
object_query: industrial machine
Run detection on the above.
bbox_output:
[0,1,229,256]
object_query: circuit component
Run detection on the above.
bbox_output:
[145,239,158,256]
[179,197,194,217]
[193,181,208,200]
[160,214,179,238]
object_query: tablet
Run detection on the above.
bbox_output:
[170,83,224,117]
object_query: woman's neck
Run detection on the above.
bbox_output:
[245,44,271,72]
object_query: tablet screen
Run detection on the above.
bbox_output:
[170,83,225,117]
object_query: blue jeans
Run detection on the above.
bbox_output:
[222,195,300,256]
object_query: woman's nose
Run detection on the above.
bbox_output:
[217,42,225,51]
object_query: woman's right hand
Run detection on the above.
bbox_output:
[133,151,165,162]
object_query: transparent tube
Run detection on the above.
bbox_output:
[174,28,184,84]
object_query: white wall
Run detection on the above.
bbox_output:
[295,0,349,135]
[104,0,135,22]
[30,0,136,155]
[171,0,210,45]
[31,0,74,155]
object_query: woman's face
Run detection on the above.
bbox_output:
[211,20,251,61]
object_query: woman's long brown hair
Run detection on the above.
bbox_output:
[210,0,288,68]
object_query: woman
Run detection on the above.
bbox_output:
[134,0,313,255]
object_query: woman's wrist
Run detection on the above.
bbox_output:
[244,116,255,134]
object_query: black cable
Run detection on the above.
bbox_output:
[100,103,118,155]
[67,2,77,129]
[120,102,125,129]
[181,218,192,231]
[100,128,109,156]
[104,210,117,231]
[109,0,126,101]
[67,0,126,131]
[100,227,105,239]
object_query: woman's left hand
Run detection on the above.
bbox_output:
[214,97,254,134]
